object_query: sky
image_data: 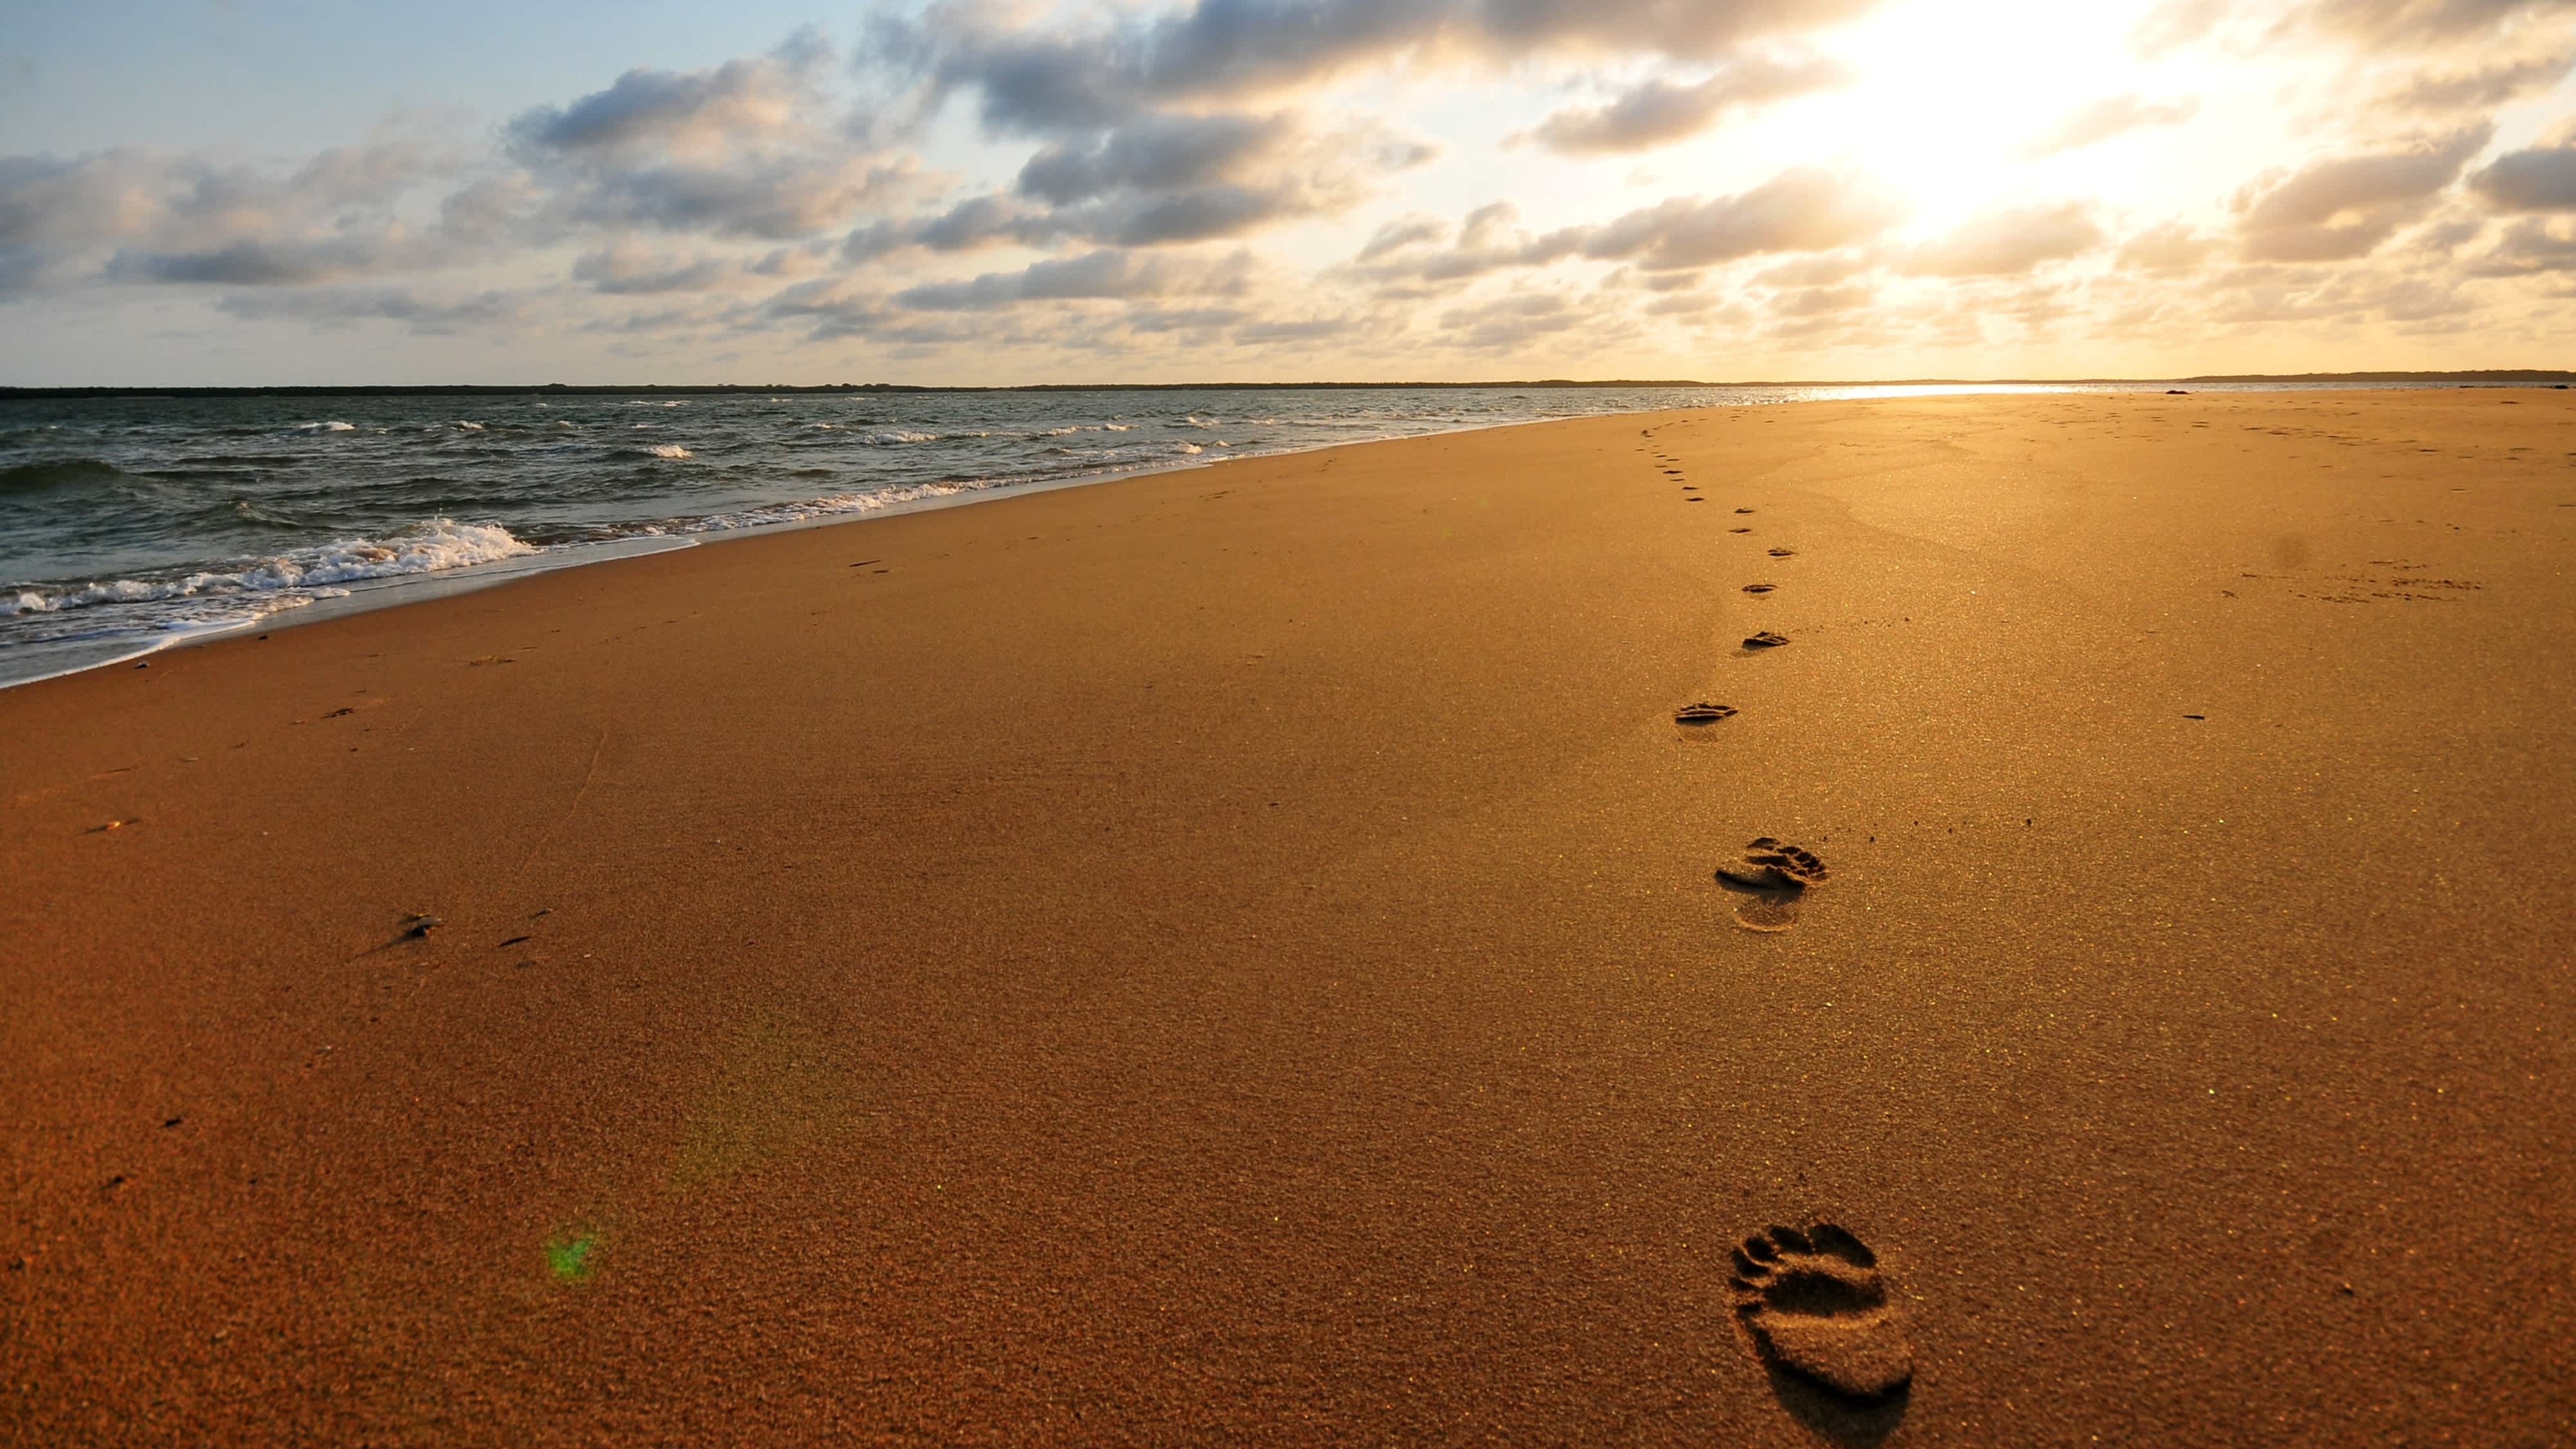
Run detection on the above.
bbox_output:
[4,0,2575,384]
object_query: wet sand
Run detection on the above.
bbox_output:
[5,390,2572,1444]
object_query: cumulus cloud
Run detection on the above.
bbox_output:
[1437,289,1587,348]
[2131,0,2231,55]
[1899,202,2107,276]
[214,286,535,334]
[1354,213,1447,261]
[507,32,924,243]
[1016,111,1287,204]
[2376,50,2576,111]
[571,243,761,294]
[845,110,1428,260]
[2117,220,2221,272]
[891,0,1883,135]
[2018,94,2201,159]
[2467,215,2576,270]
[2469,135,2576,210]
[1579,168,1907,269]
[509,30,835,158]
[893,247,1258,310]
[1527,54,1850,154]
[1344,168,1904,299]
[2289,0,2576,44]
[0,139,464,296]
[2234,125,2493,260]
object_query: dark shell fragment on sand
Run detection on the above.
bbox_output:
[1743,630,1790,649]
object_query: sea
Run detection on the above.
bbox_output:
[0,380,2509,688]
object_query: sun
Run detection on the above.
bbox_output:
[1808,0,2168,236]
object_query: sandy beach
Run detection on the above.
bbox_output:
[5,390,2571,1444]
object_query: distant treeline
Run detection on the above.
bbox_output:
[3,371,2570,400]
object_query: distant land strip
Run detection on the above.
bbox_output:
[3,371,2572,401]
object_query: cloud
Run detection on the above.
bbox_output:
[1899,201,2107,276]
[556,155,920,240]
[2290,0,2576,45]
[892,247,1258,310]
[508,30,835,158]
[1016,111,1289,204]
[895,0,1883,135]
[571,243,757,294]
[761,278,893,340]
[2235,125,2493,260]
[2117,220,2221,272]
[2467,215,2576,270]
[2469,138,2576,211]
[215,286,535,334]
[508,32,922,242]
[2018,94,2200,159]
[2376,50,2576,111]
[846,111,1428,259]
[1437,289,1586,348]
[1750,251,1872,286]
[1343,169,1904,299]
[105,234,449,286]
[1579,167,1907,269]
[1527,54,1850,154]
[2131,0,2230,55]
[0,140,465,296]
[1354,213,1446,261]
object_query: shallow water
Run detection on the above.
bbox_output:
[0,381,2458,686]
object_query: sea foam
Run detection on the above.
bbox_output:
[5,518,535,618]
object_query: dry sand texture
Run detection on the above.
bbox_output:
[5,390,2573,1444]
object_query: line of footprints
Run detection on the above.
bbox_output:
[1640,425,1914,1415]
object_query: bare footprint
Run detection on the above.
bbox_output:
[1717,838,1826,889]
[1714,838,1825,931]
[1731,1224,1913,1401]
[1675,702,1738,725]
[1743,630,1790,649]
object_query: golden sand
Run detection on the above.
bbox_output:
[6,390,2571,1443]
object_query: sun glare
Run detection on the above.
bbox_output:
[1817,0,2165,235]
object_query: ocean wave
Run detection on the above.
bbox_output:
[292,421,357,433]
[1174,442,1204,455]
[4,518,535,618]
[0,458,130,493]
[684,478,992,531]
[649,443,693,460]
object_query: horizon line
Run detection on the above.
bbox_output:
[5,370,2575,401]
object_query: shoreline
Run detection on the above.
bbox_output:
[7,371,2573,399]
[14,379,2571,694]
[1,399,1574,691]
[6,390,2571,1444]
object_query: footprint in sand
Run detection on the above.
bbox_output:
[1736,507,1756,515]
[1730,1223,1913,1401]
[1714,837,1825,931]
[1730,527,1754,534]
[1674,702,1738,725]
[1768,547,1797,558]
[1743,630,1790,649]
[1742,583,1777,594]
